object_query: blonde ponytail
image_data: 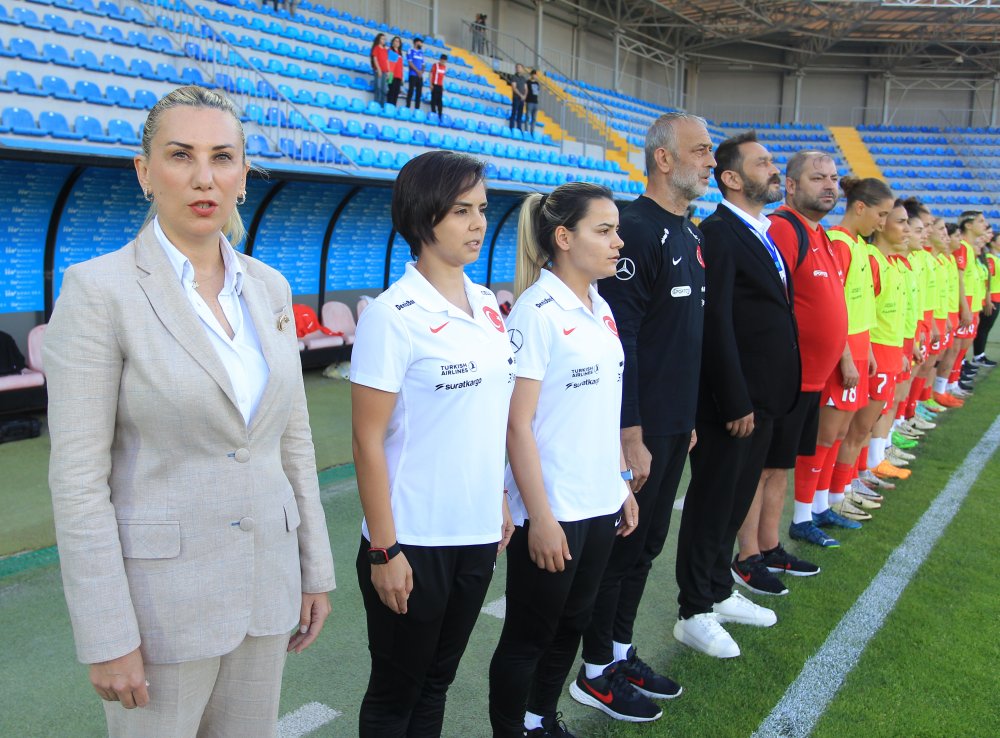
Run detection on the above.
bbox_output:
[514,193,548,298]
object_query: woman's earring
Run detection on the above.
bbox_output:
[236,192,247,205]
[143,190,153,203]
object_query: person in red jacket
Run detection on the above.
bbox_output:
[370,33,389,106]
[732,150,847,593]
[429,54,448,116]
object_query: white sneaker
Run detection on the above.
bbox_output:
[711,591,777,627]
[895,420,924,437]
[847,485,881,510]
[890,446,917,461]
[909,416,936,431]
[885,447,910,466]
[673,613,741,658]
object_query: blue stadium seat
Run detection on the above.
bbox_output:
[133,89,157,110]
[247,134,282,158]
[42,74,82,100]
[104,85,139,109]
[412,129,427,146]
[343,119,362,137]
[9,37,45,61]
[6,70,45,96]
[361,122,378,140]
[392,152,410,170]
[40,111,84,140]
[358,147,377,166]
[0,5,16,25]
[42,42,77,66]
[375,150,394,169]
[102,53,135,76]
[107,118,139,145]
[2,107,46,136]
[377,124,395,142]
[71,47,102,70]
[74,80,110,105]
[13,6,49,29]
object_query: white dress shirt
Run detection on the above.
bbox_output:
[721,198,788,289]
[154,217,270,425]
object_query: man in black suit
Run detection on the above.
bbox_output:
[674,130,801,658]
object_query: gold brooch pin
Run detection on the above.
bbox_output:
[277,314,290,331]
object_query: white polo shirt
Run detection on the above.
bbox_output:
[351,262,516,546]
[503,269,627,525]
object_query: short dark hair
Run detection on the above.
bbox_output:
[713,130,758,195]
[392,151,486,257]
[959,210,982,232]
[439,53,448,61]
[413,36,423,43]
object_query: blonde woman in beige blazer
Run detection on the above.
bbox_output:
[45,86,335,738]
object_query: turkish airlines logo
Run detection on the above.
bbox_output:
[615,257,635,281]
[603,315,618,336]
[483,305,505,332]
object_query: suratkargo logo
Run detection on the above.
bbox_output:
[603,315,618,336]
[483,305,505,332]
[615,257,635,281]
[508,328,524,353]
[440,361,477,376]
[435,377,483,391]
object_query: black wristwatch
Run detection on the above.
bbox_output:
[367,542,402,565]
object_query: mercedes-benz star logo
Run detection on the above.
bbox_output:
[615,257,636,281]
[508,328,524,353]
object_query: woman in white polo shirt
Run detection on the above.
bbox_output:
[350,151,516,737]
[488,183,645,738]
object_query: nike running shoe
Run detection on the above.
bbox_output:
[851,478,884,502]
[788,521,840,548]
[885,447,911,467]
[957,381,974,394]
[731,554,789,595]
[527,713,576,738]
[921,398,946,413]
[909,416,936,431]
[847,486,881,510]
[832,498,872,522]
[893,422,922,439]
[933,391,964,408]
[861,470,895,491]
[888,446,916,461]
[813,507,863,530]
[975,354,997,367]
[618,647,682,699]
[891,432,919,449]
[761,544,820,576]
[873,459,911,480]
[915,406,937,422]
[569,664,662,722]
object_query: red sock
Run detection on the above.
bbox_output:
[949,353,964,383]
[818,439,842,491]
[794,446,830,504]
[857,446,869,473]
[920,385,932,401]
[895,401,905,420]
[830,461,855,495]
[906,378,925,417]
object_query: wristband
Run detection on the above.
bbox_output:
[367,542,402,565]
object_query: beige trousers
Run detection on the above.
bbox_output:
[104,634,288,738]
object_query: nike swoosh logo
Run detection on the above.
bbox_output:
[563,327,576,335]
[739,570,752,583]
[430,322,449,333]
[626,675,645,688]
[584,681,615,705]
[810,467,823,474]
[672,256,682,265]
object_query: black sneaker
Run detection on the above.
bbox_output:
[958,380,974,393]
[760,543,820,577]
[569,663,662,722]
[619,646,682,699]
[526,712,576,737]
[731,553,789,595]
[977,355,998,367]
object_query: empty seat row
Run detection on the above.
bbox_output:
[0,107,140,144]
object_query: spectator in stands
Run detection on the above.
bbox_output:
[510,64,528,131]
[405,37,425,110]
[472,13,488,54]
[370,33,389,106]
[429,54,448,116]
[737,150,847,561]
[674,131,798,659]
[525,69,540,136]
[572,113,711,723]
[350,151,515,737]
[488,182,640,738]
[45,85,335,736]
[386,37,405,106]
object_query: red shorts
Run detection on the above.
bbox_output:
[870,343,902,404]
[971,313,980,339]
[956,322,974,339]
[898,338,915,381]
[823,357,870,411]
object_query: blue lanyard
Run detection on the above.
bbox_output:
[735,214,787,288]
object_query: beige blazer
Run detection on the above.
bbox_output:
[45,225,336,666]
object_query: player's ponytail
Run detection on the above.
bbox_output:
[514,183,615,298]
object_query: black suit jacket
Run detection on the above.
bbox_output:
[697,203,801,423]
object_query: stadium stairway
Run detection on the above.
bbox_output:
[829,126,884,179]
[535,72,646,185]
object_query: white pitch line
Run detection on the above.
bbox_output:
[277,701,342,738]
[752,414,1000,738]
[482,595,507,619]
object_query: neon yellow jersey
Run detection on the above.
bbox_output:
[912,250,938,315]
[970,259,988,311]
[827,228,876,334]
[987,253,1000,300]
[947,253,961,314]
[892,255,921,338]
[932,252,950,319]
[869,246,906,347]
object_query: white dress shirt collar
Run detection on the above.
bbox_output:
[153,217,245,297]
[720,199,773,244]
